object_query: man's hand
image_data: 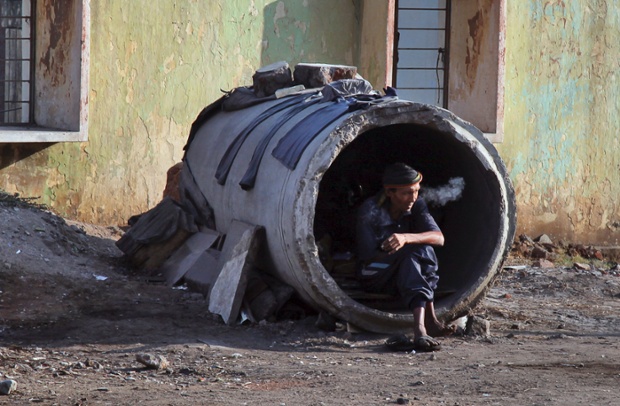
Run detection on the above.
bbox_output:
[381,234,408,255]
[381,231,445,254]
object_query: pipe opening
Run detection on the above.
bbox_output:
[313,123,503,313]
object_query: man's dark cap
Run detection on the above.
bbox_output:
[382,162,422,187]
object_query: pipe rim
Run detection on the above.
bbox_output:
[292,101,516,333]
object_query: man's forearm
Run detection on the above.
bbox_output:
[404,231,444,246]
[381,231,444,254]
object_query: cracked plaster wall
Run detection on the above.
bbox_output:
[2,0,618,245]
[498,0,620,244]
[0,0,359,225]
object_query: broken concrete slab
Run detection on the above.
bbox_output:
[208,220,264,325]
[183,248,221,298]
[158,228,221,286]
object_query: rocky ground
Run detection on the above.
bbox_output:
[0,191,619,405]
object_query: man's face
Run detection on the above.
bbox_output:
[385,183,421,214]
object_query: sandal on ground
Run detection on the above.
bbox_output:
[413,335,441,352]
[385,334,416,352]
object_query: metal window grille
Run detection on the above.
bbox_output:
[393,0,450,107]
[0,0,34,125]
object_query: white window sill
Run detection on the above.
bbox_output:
[0,127,87,143]
[484,132,503,144]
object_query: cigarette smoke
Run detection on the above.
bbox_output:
[421,177,465,207]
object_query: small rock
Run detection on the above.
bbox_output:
[574,262,590,271]
[0,380,17,395]
[531,246,549,259]
[533,259,555,268]
[293,62,357,88]
[397,397,410,404]
[136,353,169,370]
[535,234,553,245]
[465,315,491,337]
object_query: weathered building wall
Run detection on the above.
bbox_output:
[354,0,619,245]
[499,0,620,244]
[0,0,360,224]
[2,0,618,245]
[357,0,393,90]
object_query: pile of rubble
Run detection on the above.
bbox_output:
[511,233,619,273]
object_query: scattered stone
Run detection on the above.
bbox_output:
[85,359,102,369]
[510,323,522,330]
[465,315,491,337]
[573,262,590,271]
[533,259,555,268]
[548,333,568,340]
[519,234,534,244]
[535,234,553,245]
[252,61,294,97]
[568,244,605,260]
[397,397,410,404]
[293,62,357,88]
[530,246,549,259]
[136,353,169,370]
[0,380,16,395]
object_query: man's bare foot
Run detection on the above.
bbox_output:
[426,320,456,337]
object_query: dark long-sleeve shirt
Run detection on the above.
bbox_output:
[356,194,440,263]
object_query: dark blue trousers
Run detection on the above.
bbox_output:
[357,245,439,310]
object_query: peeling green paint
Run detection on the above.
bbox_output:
[1,0,618,245]
[500,0,620,243]
[0,0,362,226]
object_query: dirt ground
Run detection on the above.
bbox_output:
[1,193,619,406]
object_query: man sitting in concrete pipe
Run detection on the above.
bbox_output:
[356,162,450,352]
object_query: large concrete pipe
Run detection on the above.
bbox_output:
[181,88,516,334]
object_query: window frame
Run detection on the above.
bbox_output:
[0,0,90,143]
[389,0,506,143]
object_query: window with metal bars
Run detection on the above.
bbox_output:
[0,0,34,125]
[393,0,450,107]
